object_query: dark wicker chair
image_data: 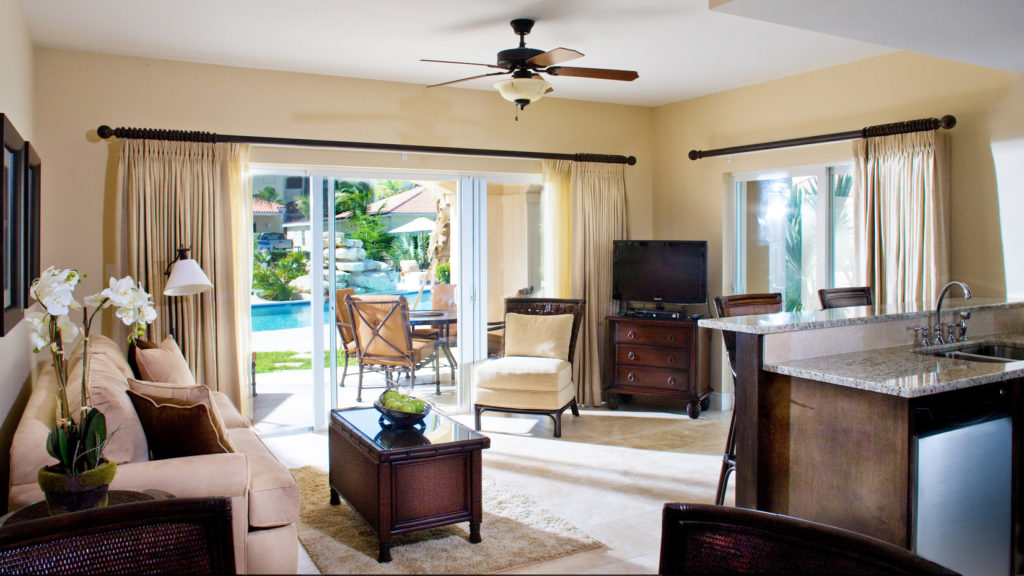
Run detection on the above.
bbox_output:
[0,496,235,574]
[474,298,586,437]
[659,503,959,575]
[346,294,440,401]
[818,286,873,310]
[712,292,782,506]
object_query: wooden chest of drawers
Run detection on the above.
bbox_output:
[605,316,711,418]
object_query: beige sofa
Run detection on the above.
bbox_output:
[8,335,300,574]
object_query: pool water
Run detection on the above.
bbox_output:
[251,291,433,332]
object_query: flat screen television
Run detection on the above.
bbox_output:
[612,240,707,306]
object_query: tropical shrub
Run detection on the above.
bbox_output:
[253,250,309,301]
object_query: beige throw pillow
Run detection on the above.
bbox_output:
[127,378,233,453]
[503,313,574,361]
[64,333,149,464]
[133,336,196,387]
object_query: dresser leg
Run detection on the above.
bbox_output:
[469,522,481,543]
[378,542,391,563]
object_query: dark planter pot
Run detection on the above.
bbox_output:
[37,460,117,515]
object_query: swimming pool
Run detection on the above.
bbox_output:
[251,291,433,332]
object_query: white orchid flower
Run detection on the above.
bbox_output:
[25,311,51,352]
[30,267,82,317]
[100,276,137,307]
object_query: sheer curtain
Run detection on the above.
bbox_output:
[542,160,572,299]
[568,162,628,406]
[114,140,253,417]
[853,131,949,305]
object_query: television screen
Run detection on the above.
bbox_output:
[613,240,707,305]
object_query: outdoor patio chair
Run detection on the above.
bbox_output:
[346,294,440,402]
[473,298,585,438]
[335,288,357,387]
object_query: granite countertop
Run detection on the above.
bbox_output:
[765,333,1024,397]
[697,297,1024,334]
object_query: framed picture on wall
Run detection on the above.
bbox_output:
[1,114,27,336]
[25,142,40,300]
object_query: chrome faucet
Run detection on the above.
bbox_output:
[933,281,972,344]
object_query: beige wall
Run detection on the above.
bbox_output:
[652,51,1024,398]
[0,0,34,512]
[32,48,654,309]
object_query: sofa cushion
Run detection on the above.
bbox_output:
[127,389,231,459]
[132,337,196,387]
[503,313,574,361]
[128,379,232,451]
[226,428,301,528]
[212,391,250,429]
[65,334,149,464]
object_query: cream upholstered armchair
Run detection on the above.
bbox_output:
[473,298,585,438]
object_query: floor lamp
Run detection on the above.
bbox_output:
[164,246,213,340]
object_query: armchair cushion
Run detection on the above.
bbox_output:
[226,428,301,528]
[475,356,574,411]
[504,313,574,361]
[126,390,231,459]
[132,337,196,387]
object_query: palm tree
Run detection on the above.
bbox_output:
[334,180,374,218]
[254,186,279,203]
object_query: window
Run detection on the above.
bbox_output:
[731,165,854,311]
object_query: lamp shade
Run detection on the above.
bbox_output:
[164,258,213,296]
[494,76,551,107]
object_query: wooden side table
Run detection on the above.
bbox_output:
[329,407,490,562]
[1,490,173,525]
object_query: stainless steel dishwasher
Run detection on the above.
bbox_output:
[912,383,1012,576]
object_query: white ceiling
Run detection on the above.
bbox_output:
[17,0,1021,108]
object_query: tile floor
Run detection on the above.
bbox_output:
[261,393,734,574]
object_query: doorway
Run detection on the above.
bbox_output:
[249,167,544,435]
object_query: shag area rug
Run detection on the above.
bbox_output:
[291,466,603,574]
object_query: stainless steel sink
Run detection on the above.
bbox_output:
[925,344,1024,363]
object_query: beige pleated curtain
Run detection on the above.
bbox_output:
[544,160,628,407]
[114,140,253,417]
[853,131,949,306]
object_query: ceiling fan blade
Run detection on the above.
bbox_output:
[527,47,584,68]
[545,66,639,81]
[427,70,511,88]
[421,59,507,70]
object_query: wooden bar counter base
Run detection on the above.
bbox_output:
[328,407,490,563]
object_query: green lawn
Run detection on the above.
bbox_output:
[254,350,357,374]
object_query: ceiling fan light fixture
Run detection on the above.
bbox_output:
[494,75,551,109]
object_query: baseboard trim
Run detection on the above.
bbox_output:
[710,391,733,412]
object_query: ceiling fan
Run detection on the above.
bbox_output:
[423,18,639,111]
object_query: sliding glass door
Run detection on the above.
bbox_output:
[250,165,543,433]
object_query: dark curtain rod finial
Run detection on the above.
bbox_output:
[688,114,957,161]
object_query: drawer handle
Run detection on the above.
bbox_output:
[627,351,637,360]
[667,334,676,343]
[627,373,637,382]
[667,376,676,386]
[627,330,636,339]
[667,355,676,364]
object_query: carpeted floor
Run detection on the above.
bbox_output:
[291,466,604,574]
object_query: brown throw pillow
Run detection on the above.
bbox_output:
[133,337,196,387]
[127,378,232,451]
[126,389,230,460]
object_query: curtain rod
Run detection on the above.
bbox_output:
[688,115,956,161]
[96,125,637,166]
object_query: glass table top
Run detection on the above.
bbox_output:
[332,407,486,452]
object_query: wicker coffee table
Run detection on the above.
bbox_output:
[328,406,490,562]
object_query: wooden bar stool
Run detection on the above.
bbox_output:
[712,293,782,506]
[818,286,873,310]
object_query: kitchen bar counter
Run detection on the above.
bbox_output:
[764,333,1024,397]
[698,297,1024,334]
[696,298,1023,575]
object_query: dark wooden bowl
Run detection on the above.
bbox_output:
[374,395,431,429]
